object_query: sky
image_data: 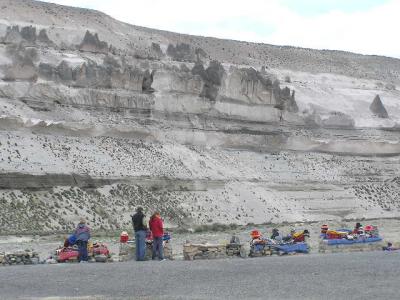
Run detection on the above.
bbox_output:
[39,0,399,58]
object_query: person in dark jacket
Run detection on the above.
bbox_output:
[74,218,91,262]
[271,228,280,240]
[353,222,363,235]
[132,207,147,261]
[149,212,165,260]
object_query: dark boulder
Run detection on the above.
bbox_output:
[57,61,73,81]
[38,63,55,80]
[20,26,37,43]
[194,60,226,101]
[2,45,38,82]
[79,30,108,54]
[142,70,156,93]
[370,95,389,118]
[191,60,206,78]
[37,29,54,45]
[149,42,164,59]
[204,60,225,86]
[2,26,23,44]
[271,78,299,113]
[166,43,195,62]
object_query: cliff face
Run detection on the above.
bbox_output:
[0,0,400,234]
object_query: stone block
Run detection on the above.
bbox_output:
[183,243,228,261]
[119,241,173,261]
[1,249,40,266]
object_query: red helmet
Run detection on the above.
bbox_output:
[364,225,373,231]
[251,230,261,238]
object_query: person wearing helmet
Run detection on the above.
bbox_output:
[357,227,365,236]
[383,242,399,251]
[250,230,261,239]
[353,222,362,235]
[287,229,296,241]
[292,229,310,243]
[321,224,329,234]
[270,228,279,239]
[270,228,282,243]
[250,230,264,245]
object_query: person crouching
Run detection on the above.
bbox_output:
[149,212,165,261]
[74,218,91,263]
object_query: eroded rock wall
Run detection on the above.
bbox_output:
[0,0,399,234]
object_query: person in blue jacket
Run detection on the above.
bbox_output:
[74,218,91,262]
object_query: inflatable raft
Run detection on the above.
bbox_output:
[319,224,384,253]
[250,242,309,256]
[274,242,309,254]
[323,236,382,245]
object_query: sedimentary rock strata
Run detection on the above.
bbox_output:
[0,0,399,234]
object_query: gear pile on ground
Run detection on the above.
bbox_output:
[319,223,383,253]
[183,236,245,260]
[0,249,40,266]
[249,229,310,257]
[50,242,111,263]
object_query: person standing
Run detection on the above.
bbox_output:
[132,207,147,261]
[149,212,165,260]
[74,218,91,263]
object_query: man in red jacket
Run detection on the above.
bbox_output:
[149,212,165,260]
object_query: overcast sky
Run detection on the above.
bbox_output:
[40,0,399,58]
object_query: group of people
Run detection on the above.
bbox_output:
[132,207,165,261]
[320,222,382,242]
[70,207,165,263]
[251,228,310,245]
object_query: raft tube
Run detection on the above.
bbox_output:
[324,237,382,245]
[274,243,309,254]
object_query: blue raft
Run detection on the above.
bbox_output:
[323,236,382,245]
[274,242,309,254]
[251,242,309,255]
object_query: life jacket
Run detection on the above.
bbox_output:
[326,230,347,239]
[132,212,146,232]
[293,232,305,242]
[75,224,90,242]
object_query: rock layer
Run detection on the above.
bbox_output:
[0,0,399,234]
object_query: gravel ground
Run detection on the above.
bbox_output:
[0,251,399,300]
